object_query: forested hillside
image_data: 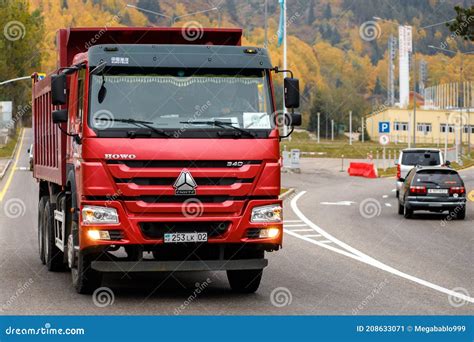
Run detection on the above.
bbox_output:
[3,0,474,133]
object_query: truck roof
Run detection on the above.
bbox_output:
[85,44,272,70]
[57,27,243,68]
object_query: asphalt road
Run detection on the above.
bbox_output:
[0,128,472,315]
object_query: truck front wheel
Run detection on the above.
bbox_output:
[227,269,263,293]
[70,225,103,294]
[37,196,47,264]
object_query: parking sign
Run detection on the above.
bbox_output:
[379,121,390,133]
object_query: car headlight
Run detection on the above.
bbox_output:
[82,206,119,225]
[251,204,282,223]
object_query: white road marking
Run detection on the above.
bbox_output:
[284,224,308,227]
[320,201,355,206]
[303,234,322,238]
[391,189,396,192]
[283,220,303,223]
[382,195,389,198]
[290,191,474,305]
[385,203,392,207]
[287,228,314,232]
[318,240,332,244]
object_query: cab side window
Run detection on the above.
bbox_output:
[76,70,85,121]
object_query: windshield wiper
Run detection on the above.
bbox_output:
[95,117,172,138]
[181,120,256,138]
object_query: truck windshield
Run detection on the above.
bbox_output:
[89,69,274,136]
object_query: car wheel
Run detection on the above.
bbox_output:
[403,204,413,219]
[398,202,404,215]
[456,207,466,220]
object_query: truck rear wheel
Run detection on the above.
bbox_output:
[227,269,263,293]
[44,200,65,271]
[38,196,47,264]
[71,249,103,294]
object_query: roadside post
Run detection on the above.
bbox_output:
[331,119,334,141]
[340,154,345,172]
[290,149,301,173]
[379,134,390,171]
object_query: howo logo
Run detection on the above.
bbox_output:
[104,153,137,160]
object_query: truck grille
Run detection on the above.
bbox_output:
[107,160,261,168]
[139,221,230,239]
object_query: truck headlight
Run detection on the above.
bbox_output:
[82,206,119,225]
[251,204,282,223]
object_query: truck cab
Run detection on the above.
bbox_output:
[32,28,301,294]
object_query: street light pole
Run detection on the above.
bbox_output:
[317,112,320,143]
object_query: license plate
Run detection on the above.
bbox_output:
[164,232,208,243]
[428,189,448,194]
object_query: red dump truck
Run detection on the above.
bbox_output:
[32,27,300,294]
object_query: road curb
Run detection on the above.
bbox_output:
[0,128,23,181]
[279,188,296,200]
[0,159,12,180]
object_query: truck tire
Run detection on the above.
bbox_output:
[44,200,65,271]
[71,249,103,294]
[38,196,47,264]
[227,269,263,293]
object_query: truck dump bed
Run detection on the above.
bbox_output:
[32,27,243,186]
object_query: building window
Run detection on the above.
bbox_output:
[417,123,431,133]
[463,125,474,134]
[394,121,408,131]
[440,124,454,133]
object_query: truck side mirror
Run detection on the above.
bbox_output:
[51,73,67,105]
[52,109,68,124]
[285,112,302,126]
[445,160,451,166]
[284,77,300,109]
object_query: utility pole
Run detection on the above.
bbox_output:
[331,120,334,141]
[349,110,353,145]
[282,0,288,138]
[412,47,417,148]
[317,112,320,143]
[264,0,268,47]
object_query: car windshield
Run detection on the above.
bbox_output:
[402,151,440,166]
[89,68,273,134]
[413,170,462,186]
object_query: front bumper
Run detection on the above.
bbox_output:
[79,199,283,250]
[91,258,268,272]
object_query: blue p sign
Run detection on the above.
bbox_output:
[379,121,390,133]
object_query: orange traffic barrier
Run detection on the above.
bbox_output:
[348,162,378,178]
